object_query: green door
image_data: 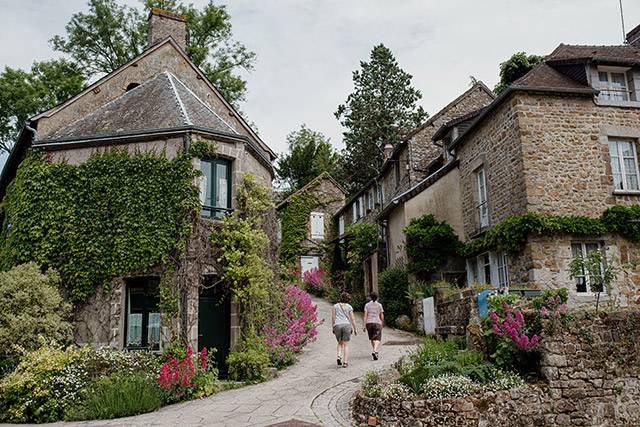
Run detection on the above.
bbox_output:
[198,283,231,377]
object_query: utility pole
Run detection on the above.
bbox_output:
[619,0,626,44]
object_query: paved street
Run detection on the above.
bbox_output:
[38,297,418,427]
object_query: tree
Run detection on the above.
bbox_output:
[0,60,85,153]
[569,250,618,312]
[0,263,72,365]
[494,52,544,95]
[275,125,341,194]
[335,44,427,194]
[51,0,255,105]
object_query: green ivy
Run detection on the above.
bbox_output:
[1,150,200,303]
[344,222,379,287]
[277,191,319,265]
[188,139,218,159]
[460,207,640,257]
[210,174,276,334]
[404,214,460,281]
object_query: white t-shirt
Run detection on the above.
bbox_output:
[334,303,353,325]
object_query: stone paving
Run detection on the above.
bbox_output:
[34,297,419,427]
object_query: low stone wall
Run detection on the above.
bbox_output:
[353,310,640,426]
[434,289,474,335]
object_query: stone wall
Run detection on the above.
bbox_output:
[353,310,640,426]
[434,289,475,335]
[457,97,527,238]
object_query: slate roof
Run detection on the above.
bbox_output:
[546,44,640,63]
[512,62,590,90]
[37,71,238,143]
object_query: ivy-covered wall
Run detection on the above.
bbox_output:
[1,150,200,303]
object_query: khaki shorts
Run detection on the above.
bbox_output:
[333,324,352,342]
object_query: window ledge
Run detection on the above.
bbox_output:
[595,99,640,108]
[612,190,640,196]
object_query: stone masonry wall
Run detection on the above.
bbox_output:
[409,85,494,184]
[457,97,527,238]
[434,289,475,335]
[353,310,640,426]
[518,93,640,217]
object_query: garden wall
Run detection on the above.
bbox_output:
[353,310,640,426]
[434,289,475,335]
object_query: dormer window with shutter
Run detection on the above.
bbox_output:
[597,66,631,102]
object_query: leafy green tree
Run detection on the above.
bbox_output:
[335,44,427,194]
[0,263,72,366]
[51,0,255,104]
[0,60,86,153]
[569,250,618,312]
[494,52,544,94]
[275,125,341,194]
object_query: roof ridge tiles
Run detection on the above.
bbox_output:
[165,71,192,126]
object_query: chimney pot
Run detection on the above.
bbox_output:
[147,8,187,51]
[626,23,640,47]
[383,143,394,161]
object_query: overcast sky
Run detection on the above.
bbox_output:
[1,0,640,159]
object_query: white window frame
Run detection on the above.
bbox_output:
[608,138,640,192]
[379,185,385,205]
[466,251,508,288]
[310,212,325,239]
[571,242,604,295]
[368,189,374,211]
[496,252,509,289]
[475,167,489,228]
[300,256,319,274]
[359,196,365,217]
[338,215,345,235]
[597,66,630,102]
[352,201,358,223]
[276,218,282,241]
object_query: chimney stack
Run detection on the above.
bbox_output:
[383,143,394,161]
[626,23,640,47]
[147,8,187,51]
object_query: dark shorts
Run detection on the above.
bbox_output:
[333,324,352,342]
[366,323,382,341]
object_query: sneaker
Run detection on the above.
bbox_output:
[337,358,342,366]
[343,363,348,368]
[373,352,379,361]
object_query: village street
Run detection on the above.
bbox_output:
[38,298,419,427]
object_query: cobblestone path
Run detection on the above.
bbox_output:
[37,297,418,427]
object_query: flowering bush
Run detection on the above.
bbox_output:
[381,383,413,401]
[485,368,525,391]
[263,285,322,367]
[362,371,383,398]
[422,374,481,399]
[158,346,216,403]
[490,306,540,352]
[302,268,327,296]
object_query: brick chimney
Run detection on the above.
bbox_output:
[627,23,640,47]
[147,8,187,51]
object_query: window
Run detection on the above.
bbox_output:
[360,196,366,216]
[395,162,401,189]
[475,167,489,228]
[571,242,603,294]
[126,278,160,350]
[608,138,640,191]
[338,215,345,235]
[367,189,374,211]
[310,212,325,239]
[496,252,509,288]
[597,69,630,101]
[352,200,358,223]
[200,159,231,219]
[276,218,282,241]
[379,185,385,205]
[466,251,508,288]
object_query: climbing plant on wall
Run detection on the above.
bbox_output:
[0,149,201,303]
[210,174,276,334]
[344,222,380,288]
[277,191,319,266]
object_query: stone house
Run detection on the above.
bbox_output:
[333,82,494,293]
[275,172,345,275]
[445,27,640,306]
[0,9,276,368]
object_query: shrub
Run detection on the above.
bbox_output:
[302,268,327,296]
[362,371,382,398]
[422,374,481,399]
[263,285,322,368]
[0,263,72,365]
[158,347,217,403]
[406,281,434,301]
[381,383,413,401]
[485,368,525,391]
[350,290,367,312]
[65,372,162,421]
[378,266,410,326]
[227,345,270,383]
[403,214,460,281]
[0,346,85,423]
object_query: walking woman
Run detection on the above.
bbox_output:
[363,292,384,360]
[332,291,358,368]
